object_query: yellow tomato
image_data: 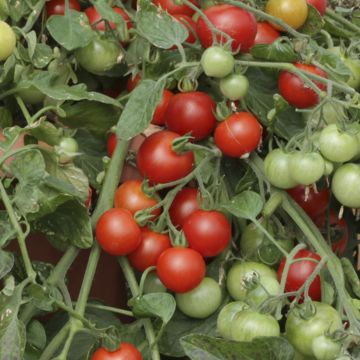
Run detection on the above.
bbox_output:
[266,0,308,31]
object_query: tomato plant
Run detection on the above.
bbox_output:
[46,0,81,16]
[91,343,143,360]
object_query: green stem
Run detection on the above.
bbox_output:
[30,105,63,124]
[15,96,33,125]
[325,8,360,35]
[22,0,47,33]
[39,324,70,360]
[0,180,35,281]
[83,303,134,317]
[118,257,161,360]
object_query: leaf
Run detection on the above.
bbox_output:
[131,293,176,325]
[126,37,149,66]
[221,191,263,220]
[181,335,295,360]
[299,5,324,35]
[32,43,53,69]
[137,10,188,49]
[0,250,14,280]
[0,107,13,128]
[94,1,127,28]
[251,40,299,62]
[117,79,165,140]
[47,10,94,51]
[27,320,46,350]
[317,49,352,81]
[26,120,62,146]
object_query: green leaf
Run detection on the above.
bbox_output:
[32,43,53,69]
[181,335,294,360]
[131,293,176,325]
[0,284,26,360]
[126,37,149,66]
[27,320,46,350]
[34,200,93,249]
[251,40,299,62]
[7,0,32,22]
[0,211,16,247]
[0,107,13,128]
[299,5,324,35]
[26,120,62,146]
[47,10,94,51]
[137,10,188,49]
[117,79,165,140]
[94,1,127,28]
[318,50,352,81]
[0,250,14,280]
[221,191,263,220]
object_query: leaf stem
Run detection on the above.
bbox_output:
[15,96,33,125]
[83,303,134,317]
[325,8,360,35]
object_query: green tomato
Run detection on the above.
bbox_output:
[324,160,334,176]
[344,57,360,89]
[217,301,249,339]
[285,302,343,358]
[143,271,167,294]
[75,36,122,75]
[246,276,280,307]
[0,21,16,61]
[17,86,46,105]
[200,46,234,78]
[312,335,342,360]
[226,261,277,301]
[57,137,79,164]
[319,124,359,163]
[230,309,280,342]
[289,152,325,186]
[175,277,222,319]
[332,163,360,208]
[219,74,249,100]
[264,149,299,189]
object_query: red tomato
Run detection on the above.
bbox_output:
[287,185,330,220]
[127,74,141,92]
[114,180,161,218]
[107,133,117,157]
[253,22,280,45]
[278,249,322,301]
[196,5,257,52]
[85,6,132,31]
[307,0,327,16]
[169,187,201,228]
[46,0,81,16]
[156,247,205,293]
[172,14,197,44]
[278,63,327,109]
[315,210,349,255]
[136,130,194,184]
[91,343,142,360]
[102,88,121,98]
[183,210,231,257]
[152,0,199,17]
[95,208,141,256]
[164,92,216,141]
[127,228,171,271]
[152,89,174,126]
[214,112,262,157]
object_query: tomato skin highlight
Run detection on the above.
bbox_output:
[136,130,194,184]
[196,5,257,53]
[152,89,174,126]
[287,185,330,220]
[183,210,231,257]
[278,249,322,301]
[46,0,81,16]
[156,247,206,293]
[169,187,201,228]
[85,6,132,31]
[127,228,171,271]
[214,112,262,157]
[307,0,327,16]
[278,63,327,108]
[96,208,142,256]
[114,179,161,218]
[165,92,216,141]
[253,22,280,45]
[152,0,199,16]
[91,342,143,360]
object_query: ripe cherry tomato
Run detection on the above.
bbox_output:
[156,247,205,293]
[95,208,141,256]
[127,228,171,271]
[136,130,194,184]
[315,210,349,255]
[183,210,231,257]
[266,0,308,30]
[85,6,132,31]
[114,180,161,218]
[278,249,322,301]
[196,5,257,53]
[307,0,327,16]
[172,14,197,44]
[46,0,81,16]
[91,342,142,360]
[127,74,141,92]
[107,133,117,157]
[164,92,216,141]
[287,185,330,220]
[214,112,262,157]
[152,0,199,17]
[278,63,327,109]
[169,187,201,228]
[253,22,280,45]
[152,89,174,126]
